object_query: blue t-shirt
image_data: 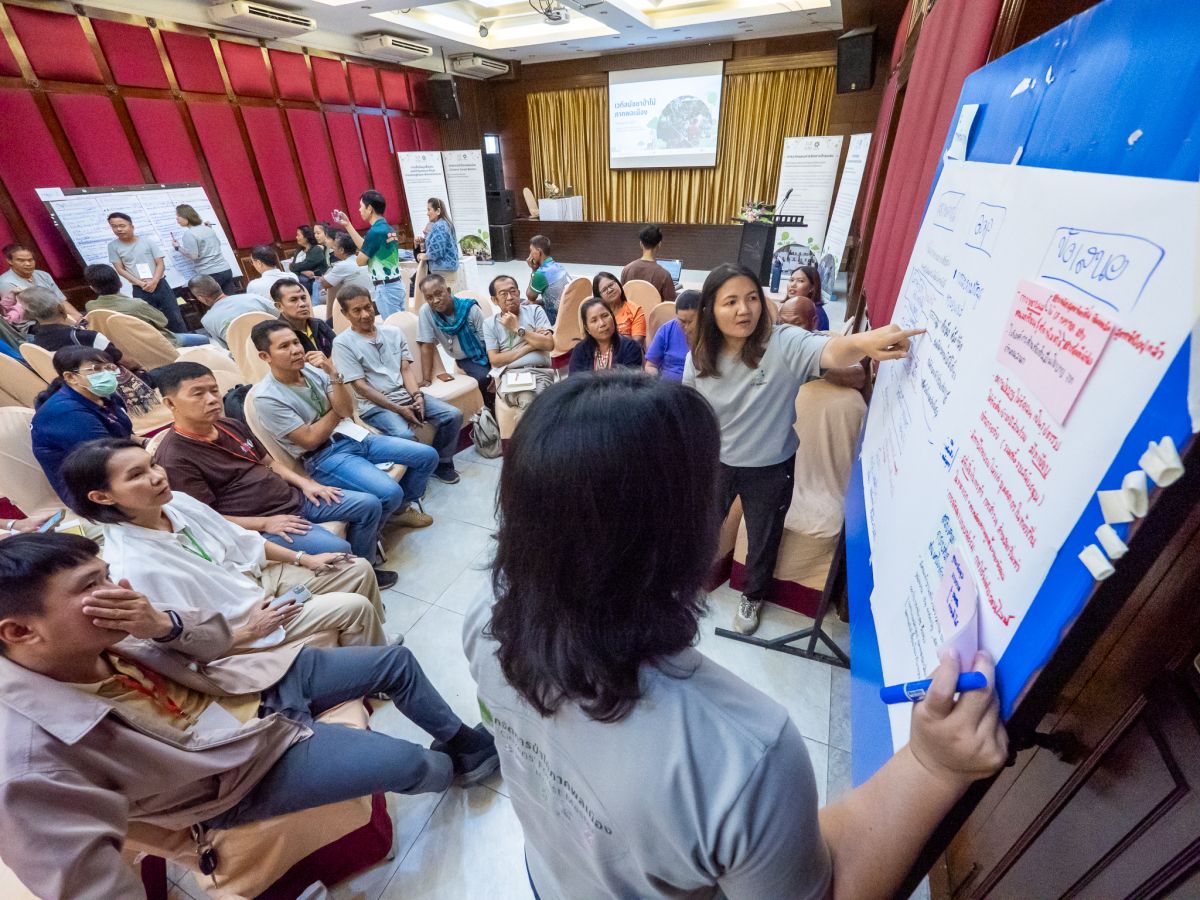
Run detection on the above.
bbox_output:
[32,386,133,503]
[646,319,690,382]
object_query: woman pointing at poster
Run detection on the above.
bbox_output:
[685,263,923,635]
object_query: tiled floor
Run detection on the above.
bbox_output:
[168,445,925,900]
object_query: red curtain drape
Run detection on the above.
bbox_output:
[862,0,1002,325]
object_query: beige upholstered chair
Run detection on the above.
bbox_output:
[522,187,540,218]
[0,407,62,515]
[622,279,661,319]
[311,303,326,321]
[552,288,587,362]
[385,311,483,424]
[95,313,181,370]
[19,343,57,383]
[0,355,47,408]
[646,301,676,347]
[225,311,277,383]
[82,307,117,334]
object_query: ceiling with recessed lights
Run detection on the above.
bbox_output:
[84,0,841,68]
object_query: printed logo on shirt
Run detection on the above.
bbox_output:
[752,368,767,386]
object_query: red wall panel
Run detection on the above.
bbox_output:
[92,19,168,89]
[187,101,272,246]
[0,214,16,256]
[325,112,370,228]
[49,94,142,186]
[241,106,309,237]
[162,31,225,94]
[125,98,203,184]
[415,117,441,151]
[380,71,411,112]
[348,63,381,108]
[286,108,344,225]
[313,57,350,105]
[358,114,405,228]
[0,90,78,276]
[220,41,273,98]
[6,6,101,84]
[269,49,313,101]
[389,116,419,153]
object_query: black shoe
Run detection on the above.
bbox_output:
[434,463,460,484]
[431,723,499,786]
[373,568,399,589]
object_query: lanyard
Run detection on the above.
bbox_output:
[178,526,213,562]
[173,422,262,466]
[109,654,190,721]
[293,374,328,416]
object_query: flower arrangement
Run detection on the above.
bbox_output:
[733,201,775,225]
[543,180,562,199]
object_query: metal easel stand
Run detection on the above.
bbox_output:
[714,528,851,669]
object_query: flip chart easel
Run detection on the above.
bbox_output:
[847,0,1200,786]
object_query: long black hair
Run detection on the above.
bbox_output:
[577,296,616,358]
[691,263,773,378]
[60,437,144,524]
[489,371,722,722]
[591,271,626,310]
[34,345,110,408]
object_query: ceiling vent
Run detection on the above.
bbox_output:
[358,33,435,63]
[208,2,315,38]
[450,54,510,79]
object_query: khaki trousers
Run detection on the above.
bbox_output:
[258,557,387,647]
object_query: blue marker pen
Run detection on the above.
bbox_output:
[879,672,988,704]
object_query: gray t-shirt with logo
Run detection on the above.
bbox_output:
[483,304,552,369]
[683,325,830,468]
[463,589,832,900]
[332,325,414,415]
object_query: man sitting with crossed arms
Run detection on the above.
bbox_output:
[0,532,498,899]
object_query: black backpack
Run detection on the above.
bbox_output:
[222,383,252,424]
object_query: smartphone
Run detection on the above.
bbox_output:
[37,510,64,533]
[269,584,312,610]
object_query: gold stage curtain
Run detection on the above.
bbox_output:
[527,65,835,225]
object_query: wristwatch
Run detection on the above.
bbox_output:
[153,609,184,643]
[517,327,527,338]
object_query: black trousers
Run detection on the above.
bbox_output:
[718,455,795,602]
[206,268,242,297]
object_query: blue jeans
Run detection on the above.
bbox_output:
[134,281,188,333]
[175,332,210,347]
[374,280,407,318]
[260,487,384,560]
[203,645,462,828]
[304,434,437,522]
[362,396,463,466]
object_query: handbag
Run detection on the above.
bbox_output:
[470,407,503,459]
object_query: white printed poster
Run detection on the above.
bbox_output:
[818,132,872,302]
[859,159,1197,751]
[397,151,450,245]
[771,135,844,276]
[37,184,237,290]
[441,149,492,262]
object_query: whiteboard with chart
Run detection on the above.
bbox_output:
[36,184,239,290]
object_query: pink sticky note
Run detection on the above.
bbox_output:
[997,280,1114,425]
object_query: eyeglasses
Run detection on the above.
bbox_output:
[600,282,620,293]
[74,364,120,376]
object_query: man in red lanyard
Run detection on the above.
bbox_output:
[152,362,398,589]
[0,532,498,898]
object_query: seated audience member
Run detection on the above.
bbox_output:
[289,225,328,282]
[190,274,276,348]
[106,211,189,334]
[0,288,25,327]
[321,232,375,302]
[786,264,829,331]
[85,263,208,347]
[0,513,53,539]
[525,235,570,324]
[246,245,299,299]
[251,320,436,531]
[172,204,239,296]
[0,533,499,898]
[332,285,462,485]
[416,273,491,403]
[569,298,644,374]
[313,221,335,266]
[62,439,388,649]
[152,361,396,587]
[273,278,334,355]
[332,191,407,317]
[22,286,136,367]
[620,224,678,302]
[0,243,66,302]
[594,272,646,346]
[0,322,23,361]
[31,346,140,503]
[645,289,699,382]
[779,294,867,391]
[485,274,554,371]
[465,371,1005,899]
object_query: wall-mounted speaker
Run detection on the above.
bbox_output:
[429,77,461,120]
[483,151,504,192]
[837,26,876,94]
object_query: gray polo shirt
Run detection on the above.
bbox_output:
[200,293,277,347]
[484,305,552,369]
[332,325,414,415]
[252,364,333,459]
[107,235,165,279]
[0,268,64,301]
[683,324,830,468]
[463,590,831,900]
[417,301,485,361]
[178,225,227,275]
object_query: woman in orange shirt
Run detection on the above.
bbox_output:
[593,271,647,347]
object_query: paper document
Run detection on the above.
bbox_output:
[334,420,371,442]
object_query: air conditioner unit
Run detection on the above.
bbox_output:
[450,55,510,79]
[358,34,434,63]
[208,2,315,38]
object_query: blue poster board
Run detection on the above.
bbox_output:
[848,0,1200,785]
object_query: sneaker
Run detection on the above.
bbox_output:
[434,463,460,484]
[731,596,763,635]
[373,567,399,590]
[393,507,433,529]
[431,723,500,786]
